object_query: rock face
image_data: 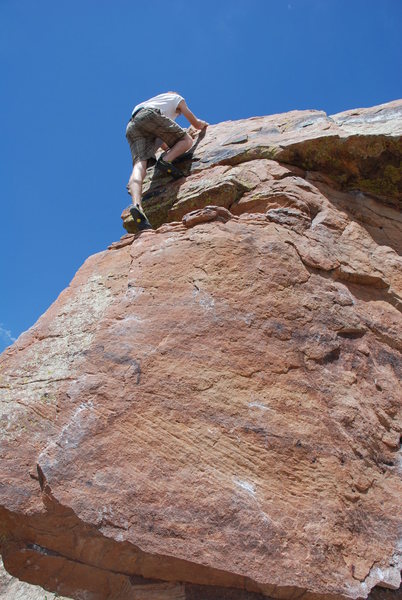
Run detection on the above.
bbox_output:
[1,101,401,600]
[0,557,71,599]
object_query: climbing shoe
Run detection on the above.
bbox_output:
[129,205,153,231]
[156,156,184,179]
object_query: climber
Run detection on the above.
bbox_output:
[125,91,209,230]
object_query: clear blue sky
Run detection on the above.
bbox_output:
[1,0,401,352]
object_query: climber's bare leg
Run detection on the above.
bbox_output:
[127,159,147,210]
[163,133,193,162]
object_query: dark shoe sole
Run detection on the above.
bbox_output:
[156,158,184,180]
[129,206,153,231]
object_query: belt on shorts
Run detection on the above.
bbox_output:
[130,106,161,121]
[131,107,144,120]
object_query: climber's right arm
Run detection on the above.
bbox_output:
[178,100,209,130]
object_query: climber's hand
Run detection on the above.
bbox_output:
[195,119,209,130]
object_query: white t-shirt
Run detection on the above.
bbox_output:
[132,92,184,121]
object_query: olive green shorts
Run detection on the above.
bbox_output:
[126,107,186,165]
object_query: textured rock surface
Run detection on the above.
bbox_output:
[1,100,401,600]
[0,557,71,599]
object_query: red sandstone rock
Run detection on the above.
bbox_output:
[1,101,401,600]
[0,557,71,599]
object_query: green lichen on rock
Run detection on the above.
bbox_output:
[279,135,402,203]
[222,145,281,166]
[356,163,402,198]
[145,200,174,229]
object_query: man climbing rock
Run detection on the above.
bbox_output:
[126,91,208,230]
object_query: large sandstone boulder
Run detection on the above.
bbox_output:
[1,101,401,600]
